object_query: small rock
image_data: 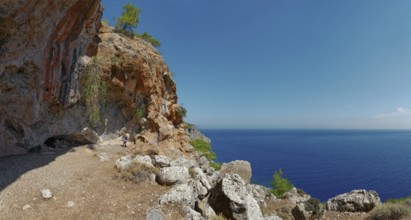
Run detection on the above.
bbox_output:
[41,189,53,199]
[182,206,203,220]
[97,152,109,161]
[158,183,194,207]
[67,201,75,208]
[22,204,31,211]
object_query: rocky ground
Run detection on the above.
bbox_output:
[0,137,376,220]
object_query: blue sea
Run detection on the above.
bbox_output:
[201,129,411,202]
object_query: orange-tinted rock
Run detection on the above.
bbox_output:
[0,0,102,156]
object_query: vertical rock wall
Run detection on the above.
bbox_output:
[0,0,102,156]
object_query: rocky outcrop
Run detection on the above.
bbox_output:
[156,166,189,186]
[220,160,252,184]
[326,189,381,212]
[0,2,192,157]
[185,124,210,143]
[208,174,264,220]
[0,0,102,156]
[282,187,311,205]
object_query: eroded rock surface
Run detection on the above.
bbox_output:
[326,189,381,212]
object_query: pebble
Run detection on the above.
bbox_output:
[41,189,53,199]
[67,201,75,208]
[22,204,31,211]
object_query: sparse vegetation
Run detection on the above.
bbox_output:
[271,169,294,197]
[114,3,161,47]
[189,139,221,170]
[135,106,146,120]
[136,32,161,48]
[304,198,324,219]
[84,57,106,126]
[178,105,187,118]
[115,161,158,184]
[368,203,411,220]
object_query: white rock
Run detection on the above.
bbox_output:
[158,183,194,207]
[156,166,189,186]
[115,155,132,170]
[326,189,381,212]
[182,206,204,220]
[22,204,31,211]
[153,155,170,167]
[97,152,109,161]
[41,189,53,199]
[67,201,75,208]
[146,208,165,220]
[170,157,198,168]
[134,155,153,167]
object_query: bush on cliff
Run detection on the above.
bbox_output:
[369,197,411,220]
[84,57,106,126]
[136,32,161,48]
[271,169,294,197]
[189,139,221,170]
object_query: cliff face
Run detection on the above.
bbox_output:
[0,0,103,156]
[96,24,192,158]
[0,1,190,157]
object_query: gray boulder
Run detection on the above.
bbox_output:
[292,203,312,220]
[207,171,221,187]
[158,183,195,207]
[156,166,190,186]
[220,160,252,184]
[208,174,263,220]
[146,208,165,220]
[153,155,170,167]
[182,206,204,220]
[170,157,198,168]
[326,189,381,212]
[247,184,275,205]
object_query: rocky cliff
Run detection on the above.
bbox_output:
[0,0,190,157]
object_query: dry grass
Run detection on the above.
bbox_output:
[368,200,411,220]
[114,161,158,184]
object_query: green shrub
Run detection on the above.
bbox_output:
[190,139,221,170]
[368,203,411,220]
[271,169,294,197]
[84,57,106,126]
[136,32,161,48]
[135,106,146,120]
[178,106,187,118]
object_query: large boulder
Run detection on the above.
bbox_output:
[220,160,252,184]
[326,189,381,212]
[153,155,170,168]
[114,155,132,170]
[158,183,195,207]
[208,174,263,220]
[156,166,189,186]
[134,155,154,168]
[170,157,198,168]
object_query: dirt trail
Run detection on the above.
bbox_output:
[0,138,176,220]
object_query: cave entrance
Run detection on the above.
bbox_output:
[43,134,95,149]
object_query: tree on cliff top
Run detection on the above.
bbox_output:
[115,3,140,33]
[114,3,161,48]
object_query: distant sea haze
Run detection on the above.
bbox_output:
[202,129,411,202]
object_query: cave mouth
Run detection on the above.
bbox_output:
[44,134,95,149]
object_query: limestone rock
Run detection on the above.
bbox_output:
[185,124,211,143]
[282,188,310,204]
[134,155,154,167]
[220,160,252,184]
[67,201,75,208]
[264,216,283,220]
[41,189,53,199]
[156,166,189,186]
[292,203,311,220]
[158,183,194,207]
[207,171,221,187]
[208,174,263,220]
[170,157,198,168]
[0,0,102,156]
[247,184,274,205]
[153,155,170,167]
[197,198,216,218]
[182,206,204,220]
[97,152,109,161]
[326,189,381,212]
[146,208,165,220]
[114,155,132,170]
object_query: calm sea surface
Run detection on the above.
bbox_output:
[201,129,411,202]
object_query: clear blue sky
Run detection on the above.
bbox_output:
[101,0,411,129]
